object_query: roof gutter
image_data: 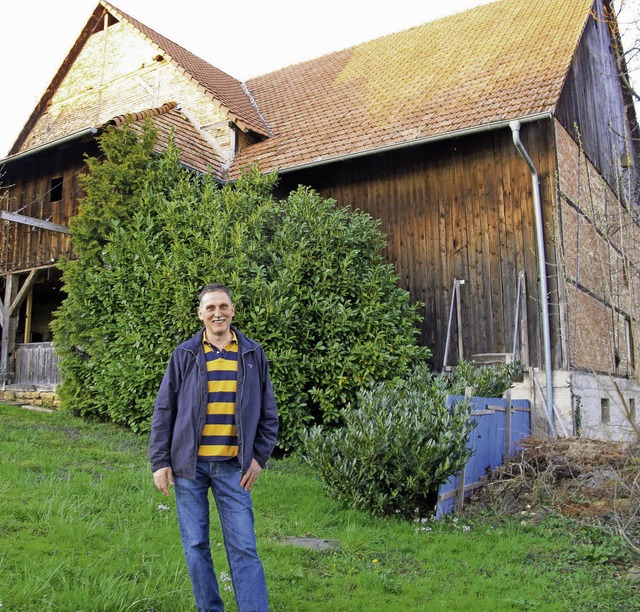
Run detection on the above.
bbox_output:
[0,128,99,165]
[509,120,555,437]
[277,112,553,174]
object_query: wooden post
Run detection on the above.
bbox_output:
[24,289,33,344]
[519,272,530,367]
[0,274,19,385]
[504,389,512,461]
[529,367,540,436]
[455,466,466,513]
[455,385,474,512]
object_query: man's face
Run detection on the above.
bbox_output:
[197,290,235,339]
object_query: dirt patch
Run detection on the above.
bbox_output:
[282,537,340,552]
[463,436,640,553]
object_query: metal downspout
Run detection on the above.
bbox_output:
[509,120,555,436]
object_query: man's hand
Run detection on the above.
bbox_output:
[153,466,174,496]
[240,458,262,492]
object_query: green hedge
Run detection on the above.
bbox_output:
[52,123,427,451]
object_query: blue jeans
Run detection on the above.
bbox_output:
[174,458,269,612]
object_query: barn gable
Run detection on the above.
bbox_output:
[556,0,640,195]
[9,1,268,166]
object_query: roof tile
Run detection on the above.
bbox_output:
[114,102,225,178]
[231,0,593,175]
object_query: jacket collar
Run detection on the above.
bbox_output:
[183,326,258,355]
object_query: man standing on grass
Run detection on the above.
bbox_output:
[149,283,279,612]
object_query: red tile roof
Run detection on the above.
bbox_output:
[109,102,225,179]
[6,0,596,180]
[230,0,594,175]
[103,2,269,136]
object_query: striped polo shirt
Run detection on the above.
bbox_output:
[197,330,239,461]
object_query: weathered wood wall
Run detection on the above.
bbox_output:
[556,5,639,197]
[0,141,95,273]
[14,342,61,387]
[278,122,562,371]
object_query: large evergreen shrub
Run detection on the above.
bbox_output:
[52,124,427,450]
[303,360,524,519]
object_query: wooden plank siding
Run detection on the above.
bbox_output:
[14,342,61,387]
[279,121,562,370]
[0,142,94,273]
[2,121,568,376]
[556,6,638,199]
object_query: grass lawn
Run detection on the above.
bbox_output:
[1,403,637,611]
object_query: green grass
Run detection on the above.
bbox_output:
[0,404,637,611]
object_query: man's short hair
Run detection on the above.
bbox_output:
[199,283,232,305]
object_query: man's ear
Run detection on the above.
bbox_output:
[197,307,204,321]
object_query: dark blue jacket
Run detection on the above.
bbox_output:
[149,327,279,479]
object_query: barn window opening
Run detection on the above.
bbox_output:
[50,177,63,202]
[600,398,610,424]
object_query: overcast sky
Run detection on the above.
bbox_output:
[0,0,637,157]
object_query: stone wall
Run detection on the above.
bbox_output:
[510,368,640,442]
[572,372,640,442]
[0,389,59,409]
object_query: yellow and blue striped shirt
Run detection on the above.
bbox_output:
[198,331,238,460]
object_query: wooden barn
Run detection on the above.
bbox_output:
[0,0,638,439]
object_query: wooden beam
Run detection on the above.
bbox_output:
[9,269,39,317]
[454,466,466,513]
[24,290,33,345]
[1,210,70,234]
[0,274,18,384]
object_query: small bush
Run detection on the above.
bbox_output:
[436,359,525,398]
[303,360,524,519]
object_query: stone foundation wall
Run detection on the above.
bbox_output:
[572,372,640,442]
[0,389,59,409]
[510,368,639,442]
